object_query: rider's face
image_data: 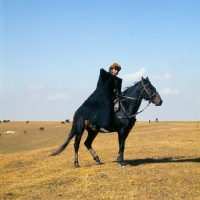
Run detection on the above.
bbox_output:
[111,68,118,76]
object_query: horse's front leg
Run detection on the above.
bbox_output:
[84,129,101,165]
[117,129,127,167]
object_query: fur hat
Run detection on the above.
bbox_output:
[109,62,121,71]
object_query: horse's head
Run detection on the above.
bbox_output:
[141,77,163,106]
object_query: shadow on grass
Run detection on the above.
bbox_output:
[125,157,200,166]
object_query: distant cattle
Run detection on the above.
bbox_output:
[3,120,10,123]
[61,121,65,124]
[155,118,158,122]
[66,119,70,123]
[26,121,29,124]
[39,127,44,131]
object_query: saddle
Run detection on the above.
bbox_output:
[114,98,120,112]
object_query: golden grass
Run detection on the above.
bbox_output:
[0,121,200,199]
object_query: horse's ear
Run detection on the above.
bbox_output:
[141,77,145,84]
[146,77,149,81]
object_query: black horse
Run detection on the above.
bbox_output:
[50,77,163,167]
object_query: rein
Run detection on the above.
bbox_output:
[117,79,158,119]
[117,96,151,119]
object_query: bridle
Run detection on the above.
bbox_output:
[141,79,158,103]
[117,78,158,119]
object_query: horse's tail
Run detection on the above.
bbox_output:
[50,123,76,156]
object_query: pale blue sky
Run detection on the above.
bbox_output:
[0,0,200,121]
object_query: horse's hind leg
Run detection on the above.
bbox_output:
[74,135,83,168]
[84,129,101,165]
[73,114,85,168]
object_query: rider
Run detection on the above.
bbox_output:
[76,62,122,132]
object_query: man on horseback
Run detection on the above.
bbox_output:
[51,67,162,168]
[76,62,122,132]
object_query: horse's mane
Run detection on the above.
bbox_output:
[120,81,141,96]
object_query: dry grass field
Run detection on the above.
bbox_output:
[0,121,200,200]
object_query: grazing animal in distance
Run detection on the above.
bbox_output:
[66,119,70,123]
[39,127,44,131]
[51,77,163,168]
[61,121,65,124]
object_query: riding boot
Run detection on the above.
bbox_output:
[100,127,109,133]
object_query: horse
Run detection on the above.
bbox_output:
[50,77,163,168]
[39,127,44,131]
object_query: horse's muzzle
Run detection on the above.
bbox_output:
[152,94,163,106]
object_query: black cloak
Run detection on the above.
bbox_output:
[76,68,122,128]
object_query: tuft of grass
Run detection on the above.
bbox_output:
[0,121,200,199]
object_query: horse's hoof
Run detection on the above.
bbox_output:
[74,163,80,168]
[119,162,126,167]
[94,156,100,164]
